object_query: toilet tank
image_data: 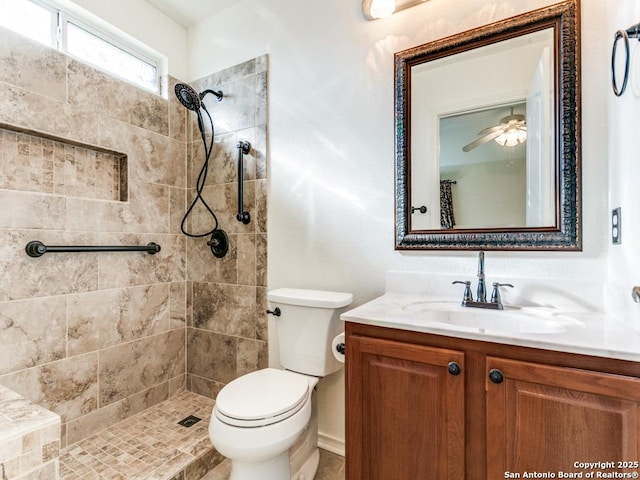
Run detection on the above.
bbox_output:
[267,288,353,377]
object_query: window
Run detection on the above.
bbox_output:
[0,0,162,93]
[0,0,55,47]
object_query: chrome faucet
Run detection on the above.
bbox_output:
[477,251,486,302]
[452,251,513,310]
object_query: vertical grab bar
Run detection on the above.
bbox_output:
[236,141,251,224]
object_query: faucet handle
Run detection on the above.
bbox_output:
[490,282,514,305]
[452,280,473,304]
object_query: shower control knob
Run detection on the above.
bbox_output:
[266,308,281,317]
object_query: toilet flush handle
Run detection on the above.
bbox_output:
[266,307,281,316]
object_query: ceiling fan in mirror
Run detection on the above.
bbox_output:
[462,107,527,152]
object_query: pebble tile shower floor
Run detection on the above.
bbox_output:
[59,392,220,479]
[58,391,346,480]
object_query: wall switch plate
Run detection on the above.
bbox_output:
[612,207,621,244]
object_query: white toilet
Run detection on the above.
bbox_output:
[208,288,353,480]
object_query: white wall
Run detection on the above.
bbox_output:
[68,0,188,80]
[606,1,640,329]
[188,0,611,451]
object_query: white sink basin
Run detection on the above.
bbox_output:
[435,314,567,334]
[400,299,568,334]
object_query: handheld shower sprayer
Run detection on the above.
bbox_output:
[174,82,228,258]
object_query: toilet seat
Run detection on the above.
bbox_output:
[214,368,311,428]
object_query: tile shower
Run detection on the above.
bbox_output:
[0,23,267,479]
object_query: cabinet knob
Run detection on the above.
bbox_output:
[488,369,504,384]
[448,362,462,376]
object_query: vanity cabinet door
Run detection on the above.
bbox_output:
[486,356,640,479]
[346,335,465,480]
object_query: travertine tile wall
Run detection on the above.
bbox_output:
[0,24,269,452]
[0,25,188,448]
[185,56,269,398]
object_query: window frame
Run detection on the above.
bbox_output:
[5,0,164,94]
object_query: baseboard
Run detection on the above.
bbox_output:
[318,432,345,457]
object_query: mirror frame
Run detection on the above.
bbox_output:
[395,0,581,251]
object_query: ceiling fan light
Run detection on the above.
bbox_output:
[495,126,527,147]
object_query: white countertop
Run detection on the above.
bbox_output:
[342,292,640,363]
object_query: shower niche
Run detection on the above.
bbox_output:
[0,123,128,202]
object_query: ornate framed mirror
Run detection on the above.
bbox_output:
[395,0,581,250]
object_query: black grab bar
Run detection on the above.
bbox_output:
[25,241,161,258]
[236,141,251,224]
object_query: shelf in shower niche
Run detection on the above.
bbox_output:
[0,123,128,201]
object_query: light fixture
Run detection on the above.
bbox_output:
[362,0,429,20]
[494,124,527,147]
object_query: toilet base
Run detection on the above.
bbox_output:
[292,447,319,480]
[229,451,290,480]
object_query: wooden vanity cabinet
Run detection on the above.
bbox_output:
[486,356,640,478]
[345,322,640,480]
[346,334,465,480]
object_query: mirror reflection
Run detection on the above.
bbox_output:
[410,28,555,231]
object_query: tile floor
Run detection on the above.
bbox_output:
[59,392,220,479]
[202,449,346,480]
[58,390,346,480]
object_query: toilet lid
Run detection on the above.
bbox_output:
[215,368,310,427]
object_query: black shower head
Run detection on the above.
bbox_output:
[174,83,224,111]
[174,83,201,111]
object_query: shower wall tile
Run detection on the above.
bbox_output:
[201,75,257,135]
[187,55,269,398]
[168,76,188,143]
[98,117,185,188]
[0,353,99,423]
[255,71,268,127]
[67,60,169,136]
[0,191,65,230]
[0,229,99,302]
[0,26,67,102]
[99,329,185,406]
[96,233,186,289]
[169,185,186,235]
[187,329,237,385]
[0,297,67,375]
[67,284,170,356]
[65,381,169,445]
[257,233,268,287]
[256,179,268,233]
[170,281,187,330]
[192,283,257,338]
[189,183,255,236]
[237,234,257,286]
[186,236,238,284]
[256,287,268,341]
[188,374,223,400]
[237,338,268,377]
[66,182,169,233]
[0,82,100,146]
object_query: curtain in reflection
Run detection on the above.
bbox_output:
[440,180,456,229]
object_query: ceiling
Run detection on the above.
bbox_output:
[144,0,243,27]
